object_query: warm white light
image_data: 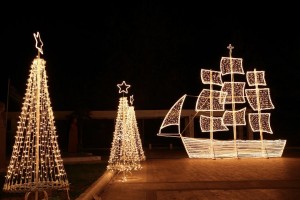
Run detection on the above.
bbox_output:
[220,44,244,75]
[221,82,246,104]
[3,32,69,197]
[195,89,227,111]
[128,105,146,161]
[117,81,131,94]
[181,136,286,158]
[246,88,274,111]
[201,69,223,86]
[196,68,229,151]
[107,86,144,181]
[200,115,228,132]
[246,71,266,86]
[249,113,273,133]
[158,94,186,136]
[220,57,244,75]
[157,44,286,159]
[34,32,44,55]
[130,95,134,105]
[246,69,274,135]
[223,108,246,126]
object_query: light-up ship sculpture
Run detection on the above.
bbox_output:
[158,44,286,159]
[3,32,69,199]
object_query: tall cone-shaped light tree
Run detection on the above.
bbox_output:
[107,81,141,181]
[3,32,69,200]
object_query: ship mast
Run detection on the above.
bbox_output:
[197,69,228,159]
[209,71,215,159]
[253,69,269,158]
[228,44,238,158]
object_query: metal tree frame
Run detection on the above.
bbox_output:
[3,32,70,200]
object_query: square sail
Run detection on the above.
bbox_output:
[201,69,223,86]
[195,89,227,111]
[246,71,267,86]
[221,82,246,104]
[249,113,273,134]
[220,57,244,75]
[245,88,274,111]
[199,115,228,132]
[223,107,246,126]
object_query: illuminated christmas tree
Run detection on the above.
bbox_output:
[107,81,141,181]
[128,95,145,161]
[3,32,69,200]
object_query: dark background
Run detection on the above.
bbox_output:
[0,2,299,147]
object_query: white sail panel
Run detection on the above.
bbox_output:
[201,69,223,86]
[220,57,244,75]
[245,88,274,111]
[223,107,246,126]
[246,71,266,86]
[249,113,273,134]
[195,89,227,111]
[200,115,229,132]
[221,82,246,104]
[158,94,187,134]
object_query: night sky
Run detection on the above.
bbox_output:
[0,2,299,144]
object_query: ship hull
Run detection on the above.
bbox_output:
[181,136,286,159]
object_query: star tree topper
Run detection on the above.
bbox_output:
[130,95,134,105]
[34,32,44,55]
[117,81,131,94]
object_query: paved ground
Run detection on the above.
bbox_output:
[1,148,300,199]
[99,149,300,200]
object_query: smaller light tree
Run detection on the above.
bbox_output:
[128,95,146,161]
[107,81,142,181]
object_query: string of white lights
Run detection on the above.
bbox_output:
[128,104,146,161]
[158,44,286,159]
[3,33,69,196]
[107,82,144,181]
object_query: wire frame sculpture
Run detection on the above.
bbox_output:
[3,32,69,200]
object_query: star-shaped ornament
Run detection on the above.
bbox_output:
[117,81,131,94]
[130,95,134,105]
[34,32,44,55]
